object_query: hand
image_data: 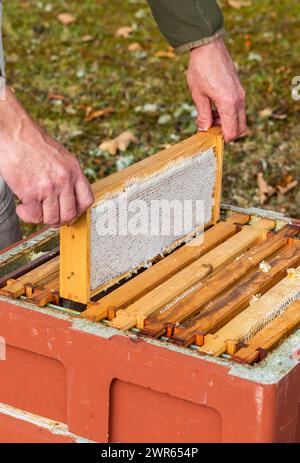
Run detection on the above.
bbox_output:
[0,87,94,226]
[187,37,247,143]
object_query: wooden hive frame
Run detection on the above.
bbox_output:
[60,127,224,304]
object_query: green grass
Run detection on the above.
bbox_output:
[3,0,300,235]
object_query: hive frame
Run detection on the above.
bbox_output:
[60,127,224,304]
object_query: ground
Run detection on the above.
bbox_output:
[3,0,300,235]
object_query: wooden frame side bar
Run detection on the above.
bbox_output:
[60,210,91,304]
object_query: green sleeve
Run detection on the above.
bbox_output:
[146,0,224,52]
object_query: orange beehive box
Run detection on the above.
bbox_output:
[0,205,300,443]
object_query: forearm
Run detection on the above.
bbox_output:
[0,87,34,140]
[0,0,5,99]
[147,0,224,52]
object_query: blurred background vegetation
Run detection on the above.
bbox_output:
[3,0,300,235]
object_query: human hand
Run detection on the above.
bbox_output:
[0,87,94,226]
[187,37,247,143]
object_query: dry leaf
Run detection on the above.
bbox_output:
[81,35,94,43]
[155,49,175,59]
[128,42,143,51]
[116,131,138,151]
[85,106,114,122]
[257,172,276,205]
[277,174,298,195]
[272,106,288,120]
[277,180,298,195]
[227,0,252,8]
[48,93,67,101]
[258,107,273,118]
[99,139,118,156]
[115,26,133,38]
[57,13,77,25]
[258,106,288,120]
[99,131,138,155]
[20,1,30,8]
[159,143,172,150]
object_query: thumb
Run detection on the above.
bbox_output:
[193,95,213,131]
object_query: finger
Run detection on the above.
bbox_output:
[16,201,43,224]
[194,95,213,131]
[42,193,60,226]
[216,102,239,144]
[74,177,94,215]
[58,187,78,224]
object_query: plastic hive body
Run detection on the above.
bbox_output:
[0,206,299,443]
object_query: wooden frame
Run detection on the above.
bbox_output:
[60,127,224,304]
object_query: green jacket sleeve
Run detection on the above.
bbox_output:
[147,0,224,52]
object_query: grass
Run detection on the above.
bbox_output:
[3,0,300,235]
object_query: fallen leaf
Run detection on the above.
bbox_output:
[57,13,77,25]
[159,143,172,150]
[277,174,298,195]
[227,0,252,8]
[258,107,273,119]
[85,106,114,122]
[155,49,175,59]
[20,1,30,8]
[115,26,133,38]
[136,103,159,113]
[47,93,68,101]
[99,139,118,156]
[258,106,288,120]
[248,52,262,62]
[116,131,138,151]
[244,33,252,48]
[272,106,288,120]
[277,180,298,195]
[276,65,292,75]
[158,114,172,125]
[81,35,95,43]
[128,42,143,51]
[65,105,76,115]
[99,131,138,155]
[257,172,276,205]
